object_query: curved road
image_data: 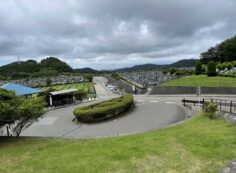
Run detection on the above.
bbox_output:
[22,77,187,138]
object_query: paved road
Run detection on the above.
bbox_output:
[21,77,187,138]
[93,76,116,100]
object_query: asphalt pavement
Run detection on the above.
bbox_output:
[21,77,189,138]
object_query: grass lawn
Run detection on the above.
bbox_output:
[1,112,236,173]
[161,75,236,87]
[40,82,96,97]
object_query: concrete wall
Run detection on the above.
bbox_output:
[107,77,134,94]
[107,77,146,94]
[150,86,236,95]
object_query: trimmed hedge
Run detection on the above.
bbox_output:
[73,94,134,123]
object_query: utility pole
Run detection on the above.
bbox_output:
[17,55,20,65]
[198,86,201,109]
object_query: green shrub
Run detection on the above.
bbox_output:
[201,65,206,73]
[227,62,233,69]
[111,73,121,80]
[221,62,227,70]
[203,101,218,119]
[216,63,222,70]
[195,61,202,75]
[73,94,134,123]
[233,61,236,67]
[169,68,176,75]
[74,89,87,100]
[207,61,217,76]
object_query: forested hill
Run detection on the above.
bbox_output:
[0,57,197,78]
[200,35,236,63]
[0,57,73,79]
[74,68,98,73]
[115,59,197,72]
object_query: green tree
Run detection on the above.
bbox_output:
[46,77,52,86]
[111,73,121,80]
[200,35,236,63]
[169,68,176,75]
[12,97,45,136]
[0,89,16,127]
[195,61,202,75]
[84,74,93,82]
[207,61,217,76]
[201,47,219,64]
[0,89,45,137]
[202,65,206,73]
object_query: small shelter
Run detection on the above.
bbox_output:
[48,88,77,106]
[0,82,42,96]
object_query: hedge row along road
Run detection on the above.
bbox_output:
[73,94,134,123]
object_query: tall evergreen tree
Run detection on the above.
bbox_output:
[207,61,217,76]
[195,61,202,75]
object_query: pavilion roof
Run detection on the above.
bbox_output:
[1,82,42,96]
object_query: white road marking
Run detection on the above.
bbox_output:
[150,100,159,103]
[166,102,176,104]
[137,100,144,102]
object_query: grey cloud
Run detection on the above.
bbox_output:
[0,0,236,69]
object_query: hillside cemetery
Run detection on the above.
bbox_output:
[122,71,181,87]
[0,75,84,87]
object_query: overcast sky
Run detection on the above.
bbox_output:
[0,0,236,70]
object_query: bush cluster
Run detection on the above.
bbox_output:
[203,101,218,119]
[207,61,217,76]
[217,61,236,70]
[195,60,235,76]
[73,94,134,123]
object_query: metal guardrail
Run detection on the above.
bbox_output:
[182,98,236,115]
[182,98,204,106]
[209,99,236,115]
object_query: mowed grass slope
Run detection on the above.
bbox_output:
[1,113,236,173]
[161,75,236,87]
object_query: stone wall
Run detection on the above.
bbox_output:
[150,86,236,95]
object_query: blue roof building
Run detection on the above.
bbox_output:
[0,82,42,96]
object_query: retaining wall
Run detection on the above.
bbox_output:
[150,86,236,95]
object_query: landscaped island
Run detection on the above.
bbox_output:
[73,94,134,123]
